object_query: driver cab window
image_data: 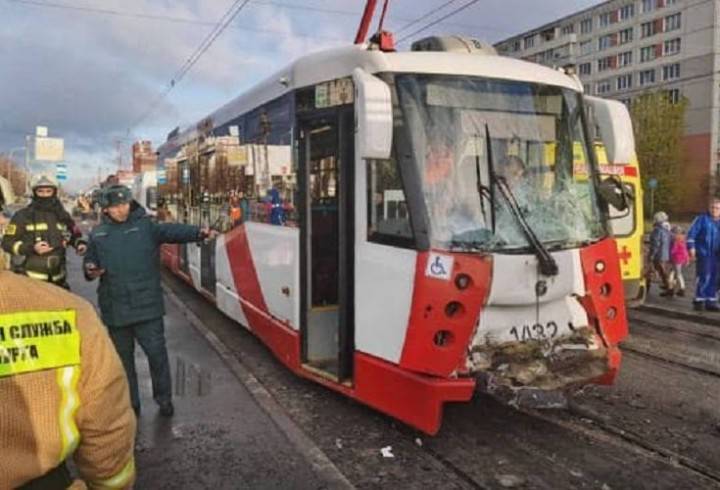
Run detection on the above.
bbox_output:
[367,158,413,247]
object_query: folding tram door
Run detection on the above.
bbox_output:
[298,108,354,383]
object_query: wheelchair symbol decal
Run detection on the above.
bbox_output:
[425,253,453,280]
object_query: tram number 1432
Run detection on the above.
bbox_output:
[508,321,562,342]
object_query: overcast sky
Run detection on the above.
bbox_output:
[0,0,599,191]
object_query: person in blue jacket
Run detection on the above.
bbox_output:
[648,211,672,295]
[84,185,217,416]
[268,187,285,225]
[687,198,720,311]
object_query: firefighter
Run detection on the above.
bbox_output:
[0,189,136,488]
[84,184,216,416]
[1,175,86,288]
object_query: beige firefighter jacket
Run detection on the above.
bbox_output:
[0,271,136,489]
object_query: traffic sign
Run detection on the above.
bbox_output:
[56,163,67,181]
[647,177,658,190]
[157,168,167,185]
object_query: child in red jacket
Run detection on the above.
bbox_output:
[668,225,689,297]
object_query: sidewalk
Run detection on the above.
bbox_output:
[65,254,347,489]
[642,256,719,324]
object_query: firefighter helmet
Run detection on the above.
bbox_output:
[31,174,59,190]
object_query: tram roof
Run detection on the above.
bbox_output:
[159,44,581,153]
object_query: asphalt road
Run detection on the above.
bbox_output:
[158,265,720,489]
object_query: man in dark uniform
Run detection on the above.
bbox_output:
[1,174,86,287]
[84,184,217,417]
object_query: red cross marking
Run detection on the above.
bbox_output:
[618,246,632,265]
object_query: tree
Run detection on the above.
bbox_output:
[630,91,688,214]
[0,156,29,198]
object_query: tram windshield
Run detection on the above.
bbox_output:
[394,74,606,252]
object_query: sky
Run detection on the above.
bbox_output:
[0,0,600,191]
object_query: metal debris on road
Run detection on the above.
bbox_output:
[495,473,527,488]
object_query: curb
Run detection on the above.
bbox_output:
[162,284,355,490]
[636,303,720,327]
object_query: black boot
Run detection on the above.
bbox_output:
[693,302,704,311]
[705,302,720,312]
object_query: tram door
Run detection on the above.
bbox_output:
[299,109,354,382]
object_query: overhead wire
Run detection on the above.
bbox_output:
[396,0,482,44]
[128,0,252,133]
[4,0,344,41]
[5,0,496,35]
[394,0,460,35]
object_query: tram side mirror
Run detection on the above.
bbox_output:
[599,175,630,213]
[584,96,635,164]
[353,68,393,160]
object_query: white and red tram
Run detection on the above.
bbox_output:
[156,37,632,434]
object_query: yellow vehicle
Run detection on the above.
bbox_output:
[593,142,645,305]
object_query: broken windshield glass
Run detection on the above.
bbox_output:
[394,74,606,252]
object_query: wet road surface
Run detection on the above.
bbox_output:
[65,254,337,489]
[159,264,720,489]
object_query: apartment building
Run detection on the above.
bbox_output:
[494,0,719,212]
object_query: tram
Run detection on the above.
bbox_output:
[155,36,633,434]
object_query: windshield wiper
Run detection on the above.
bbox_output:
[474,134,494,232]
[485,124,559,276]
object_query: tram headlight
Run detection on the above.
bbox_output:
[455,274,472,290]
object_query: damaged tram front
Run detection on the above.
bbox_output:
[374,68,630,408]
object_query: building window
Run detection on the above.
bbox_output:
[598,34,614,50]
[618,51,633,67]
[524,35,535,49]
[619,27,634,44]
[579,62,592,75]
[561,24,575,35]
[641,21,657,38]
[579,40,592,56]
[620,4,635,20]
[666,88,681,104]
[512,40,521,52]
[664,37,681,55]
[665,13,681,31]
[599,12,612,27]
[580,18,593,34]
[662,62,681,80]
[597,79,612,94]
[642,0,654,13]
[639,69,656,86]
[666,0,678,5]
[583,83,591,94]
[640,45,657,62]
[617,74,633,90]
[598,56,615,71]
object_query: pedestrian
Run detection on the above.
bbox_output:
[0,259,136,488]
[687,198,720,311]
[667,225,689,297]
[1,174,86,288]
[648,211,672,295]
[84,184,217,416]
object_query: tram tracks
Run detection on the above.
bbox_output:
[623,310,720,379]
[525,404,720,486]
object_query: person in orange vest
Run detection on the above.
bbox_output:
[0,258,136,489]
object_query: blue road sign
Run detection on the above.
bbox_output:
[157,168,167,185]
[56,163,67,182]
[647,177,658,190]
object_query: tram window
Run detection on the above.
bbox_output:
[367,158,414,247]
